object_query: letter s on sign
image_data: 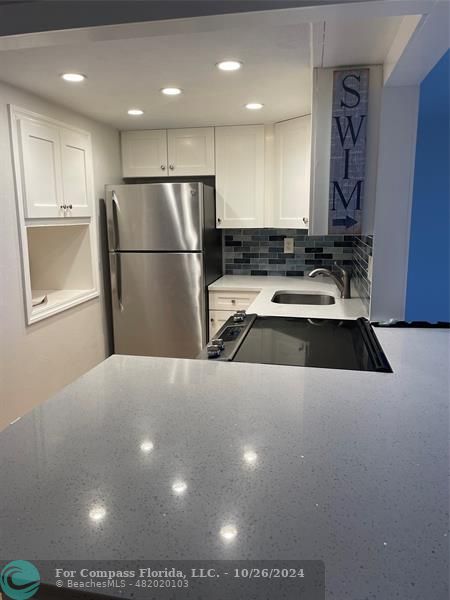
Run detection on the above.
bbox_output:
[340,74,361,109]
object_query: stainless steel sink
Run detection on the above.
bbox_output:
[271,291,336,305]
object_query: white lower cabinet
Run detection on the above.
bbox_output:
[209,289,259,311]
[209,310,235,340]
[208,289,260,341]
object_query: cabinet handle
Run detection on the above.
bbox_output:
[60,204,67,210]
[68,204,73,210]
[217,217,222,225]
[161,165,166,170]
[302,217,309,225]
[231,299,236,305]
[169,164,175,170]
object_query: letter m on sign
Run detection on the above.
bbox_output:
[328,69,369,234]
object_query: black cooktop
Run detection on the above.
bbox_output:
[235,316,392,371]
[201,314,393,373]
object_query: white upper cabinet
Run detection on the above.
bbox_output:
[215,125,265,229]
[167,128,215,176]
[272,115,311,229]
[19,118,64,218]
[16,112,93,219]
[121,130,168,177]
[121,128,215,177]
[60,128,93,218]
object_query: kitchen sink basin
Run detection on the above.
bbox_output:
[271,291,336,305]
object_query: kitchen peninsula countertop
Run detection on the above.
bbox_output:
[209,275,368,319]
[0,328,448,599]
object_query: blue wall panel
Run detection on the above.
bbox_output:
[405,50,450,322]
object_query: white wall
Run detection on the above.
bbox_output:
[370,85,419,322]
[309,65,383,235]
[0,81,122,430]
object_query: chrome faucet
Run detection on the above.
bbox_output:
[308,262,351,299]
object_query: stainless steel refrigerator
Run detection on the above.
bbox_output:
[105,182,222,358]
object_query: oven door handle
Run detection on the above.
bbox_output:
[357,318,392,372]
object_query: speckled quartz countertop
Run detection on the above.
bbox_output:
[0,328,449,598]
[209,275,368,319]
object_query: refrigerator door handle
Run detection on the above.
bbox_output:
[111,190,120,250]
[111,252,124,312]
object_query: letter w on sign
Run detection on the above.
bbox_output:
[328,69,369,234]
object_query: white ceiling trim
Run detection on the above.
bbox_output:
[384,0,450,86]
[0,1,434,52]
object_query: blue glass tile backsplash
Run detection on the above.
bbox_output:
[222,229,373,308]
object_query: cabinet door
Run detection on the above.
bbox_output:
[19,118,63,218]
[60,129,93,217]
[121,130,168,177]
[209,310,235,340]
[272,116,311,228]
[215,125,265,228]
[167,128,215,176]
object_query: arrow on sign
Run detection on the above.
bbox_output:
[332,215,358,229]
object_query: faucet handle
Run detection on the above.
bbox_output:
[333,261,348,276]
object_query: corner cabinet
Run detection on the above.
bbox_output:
[214,119,311,229]
[9,106,99,324]
[272,115,311,229]
[18,114,93,219]
[121,127,215,177]
[215,125,265,229]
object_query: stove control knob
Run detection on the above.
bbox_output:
[211,338,224,350]
[233,310,246,323]
[207,344,221,359]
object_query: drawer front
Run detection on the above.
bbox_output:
[209,310,235,340]
[209,290,258,311]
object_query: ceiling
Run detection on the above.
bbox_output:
[321,16,402,68]
[0,11,403,130]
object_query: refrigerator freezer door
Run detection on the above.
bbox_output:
[105,183,203,251]
[110,252,205,357]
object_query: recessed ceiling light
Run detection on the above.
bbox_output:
[61,73,86,83]
[128,109,144,116]
[245,102,264,110]
[216,60,242,71]
[161,87,182,96]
